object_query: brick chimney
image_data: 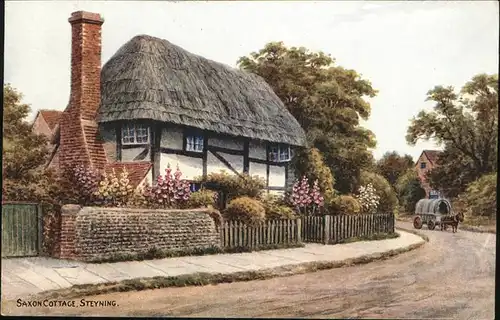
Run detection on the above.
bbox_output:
[59,11,107,171]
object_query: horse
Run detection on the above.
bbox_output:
[440,212,465,233]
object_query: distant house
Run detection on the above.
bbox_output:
[32,110,63,168]
[34,11,306,192]
[415,150,443,198]
[32,110,63,140]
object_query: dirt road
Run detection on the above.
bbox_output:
[3,222,495,318]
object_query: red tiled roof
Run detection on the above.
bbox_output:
[423,150,443,164]
[104,161,152,188]
[39,110,63,130]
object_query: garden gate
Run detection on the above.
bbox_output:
[1,202,42,257]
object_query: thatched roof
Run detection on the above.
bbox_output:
[98,35,306,146]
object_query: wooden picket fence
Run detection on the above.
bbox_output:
[303,213,395,244]
[221,219,302,249]
[220,213,395,249]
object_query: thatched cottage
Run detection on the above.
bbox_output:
[39,11,306,192]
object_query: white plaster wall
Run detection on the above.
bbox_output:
[249,140,267,160]
[208,137,244,151]
[207,151,244,175]
[121,147,150,162]
[160,153,203,180]
[248,162,267,181]
[161,127,184,150]
[269,165,286,187]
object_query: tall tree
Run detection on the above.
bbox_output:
[406,74,498,197]
[238,42,377,193]
[376,151,414,187]
[2,84,54,201]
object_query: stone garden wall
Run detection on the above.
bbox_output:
[57,205,221,261]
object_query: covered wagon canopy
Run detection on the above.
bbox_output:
[415,198,452,215]
[97,35,307,147]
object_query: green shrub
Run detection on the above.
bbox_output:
[261,194,297,220]
[187,189,218,208]
[327,195,361,215]
[359,170,399,214]
[267,205,297,220]
[224,196,266,224]
[459,172,497,219]
[395,169,426,213]
[199,171,266,200]
[292,147,335,199]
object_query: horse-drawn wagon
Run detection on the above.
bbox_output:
[413,198,453,230]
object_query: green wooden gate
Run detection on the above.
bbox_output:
[2,202,42,257]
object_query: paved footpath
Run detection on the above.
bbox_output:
[1,230,423,300]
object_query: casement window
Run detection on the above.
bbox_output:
[269,145,292,162]
[122,124,149,145]
[185,135,204,152]
[420,162,426,169]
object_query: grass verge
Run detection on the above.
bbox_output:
[334,232,399,244]
[34,238,425,301]
[88,243,305,263]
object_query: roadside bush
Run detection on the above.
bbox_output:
[292,147,335,199]
[261,194,297,220]
[459,172,497,219]
[327,195,361,215]
[199,171,266,201]
[359,170,398,214]
[206,206,224,228]
[224,196,266,224]
[187,189,218,208]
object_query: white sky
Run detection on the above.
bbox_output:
[4,1,499,161]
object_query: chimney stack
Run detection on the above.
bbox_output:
[59,11,105,171]
[68,11,104,120]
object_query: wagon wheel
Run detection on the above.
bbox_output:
[413,216,423,229]
[427,220,436,230]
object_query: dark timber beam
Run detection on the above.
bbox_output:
[211,151,242,177]
[266,142,270,190]
[243,139,250,173]
[160,147,204,159]
[153,123,161,180]
[207,145,245,156]
[116,122,122,161]
[202,135,208,178]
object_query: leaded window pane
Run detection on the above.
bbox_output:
[186,135,203,152]
[122,124,149,145]
[122,125,136,144]
[279,146,290,161]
